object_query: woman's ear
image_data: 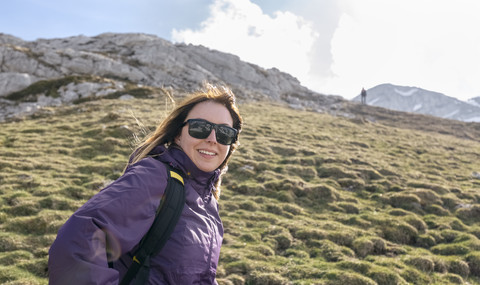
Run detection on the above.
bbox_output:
[174,134,181,145]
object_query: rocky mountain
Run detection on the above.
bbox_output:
[0,32,344,121]
[352,83,480,122]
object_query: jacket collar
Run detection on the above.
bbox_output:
[150,145,220,198]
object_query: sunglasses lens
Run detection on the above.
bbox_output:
[188,120,211,139]
[216,126,236,145]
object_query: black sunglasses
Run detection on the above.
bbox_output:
[182,119,238,145]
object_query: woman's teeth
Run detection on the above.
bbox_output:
[198,150,216,156]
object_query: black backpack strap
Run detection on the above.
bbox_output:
[120,163,185,285]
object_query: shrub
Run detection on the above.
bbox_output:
[406,182,449,194]
[388,209,409,216]
[356,168,383,181]
[227,274,245,285]
[293,228,327,241]
[265,204,283,215]
[367,267,406,285]
[415,234,436,248]
[364,183,385,193]
[224,260,251,275]
[284,249,309,259]
[449,219,468,231]
[466,252,480,277]
[431,243,470,255]
[405,256,435,272]
[442,273,464,284]
[440,229,461,243]
[273,232,293,250]
[245,271,288,285]
[446,259,470,278]
[336,260,372,274]
[411,189,442,206]
[337,178,365,191]
[276,191,296,203]
[381,222,418,245]
[404,215,427,232]
[388,193,422,211]
[285,165,317,181]
[399,268,430,284]
[317,166,357,179]
[352,237,374,258]
[456,205,480,223]
[371,237,387,254]
[441,196,461,210]
[324,270,376,285]
[282,204,303,215]
[239,200,259,211]
[239,232,261,243]
[246,271,289,285]
[312,239,351,262]
[432,257,448,273]
[304,184,339,203]
[327,230,356,247]
[337,202,360,214]
[425,204,450,216]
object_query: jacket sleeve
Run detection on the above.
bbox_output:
[48,158,168,285]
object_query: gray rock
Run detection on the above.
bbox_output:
[0,32,335,121]
[0,72,37,97]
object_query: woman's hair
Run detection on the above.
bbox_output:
[128,83,243,199]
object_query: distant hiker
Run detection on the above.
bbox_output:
[361,88,367,105]
[48,84,243,284]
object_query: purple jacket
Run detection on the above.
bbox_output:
[48,145,224,284]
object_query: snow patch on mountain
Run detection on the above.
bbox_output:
[395,88,418,96]
[413,104,422,111]
[443,110,459,118]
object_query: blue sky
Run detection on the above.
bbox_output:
[2,0,480,101]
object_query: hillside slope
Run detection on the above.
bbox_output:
[0,92,480,284]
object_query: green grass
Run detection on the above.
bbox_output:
[1,91,480,284]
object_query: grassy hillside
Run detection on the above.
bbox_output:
[0,91,480,284]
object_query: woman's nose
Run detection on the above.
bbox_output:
[206,129,217,143]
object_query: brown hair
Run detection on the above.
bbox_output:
[128,84,242,199]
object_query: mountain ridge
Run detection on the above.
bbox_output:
[352,83,480,122]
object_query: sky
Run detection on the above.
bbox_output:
[1,0,480,101]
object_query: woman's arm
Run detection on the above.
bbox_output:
[48,158,168,284]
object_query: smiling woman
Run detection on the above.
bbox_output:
[48,83,243,284]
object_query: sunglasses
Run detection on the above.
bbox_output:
[182,119,238,145]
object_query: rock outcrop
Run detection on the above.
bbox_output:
[0,32,344,120]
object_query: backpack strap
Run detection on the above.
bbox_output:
[120,163,185,285]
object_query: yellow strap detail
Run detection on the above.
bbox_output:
[133,256,140,264]
[170,171,184,185]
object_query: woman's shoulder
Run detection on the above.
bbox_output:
[126,155,167,172]
[120,156,170,187]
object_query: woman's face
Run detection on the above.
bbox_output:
[176,101,233,172]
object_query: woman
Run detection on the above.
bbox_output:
[48,84,243,284]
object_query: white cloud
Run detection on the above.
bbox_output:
[171,0,318,85]
[171,0,480,101]
[323,0,480,100]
